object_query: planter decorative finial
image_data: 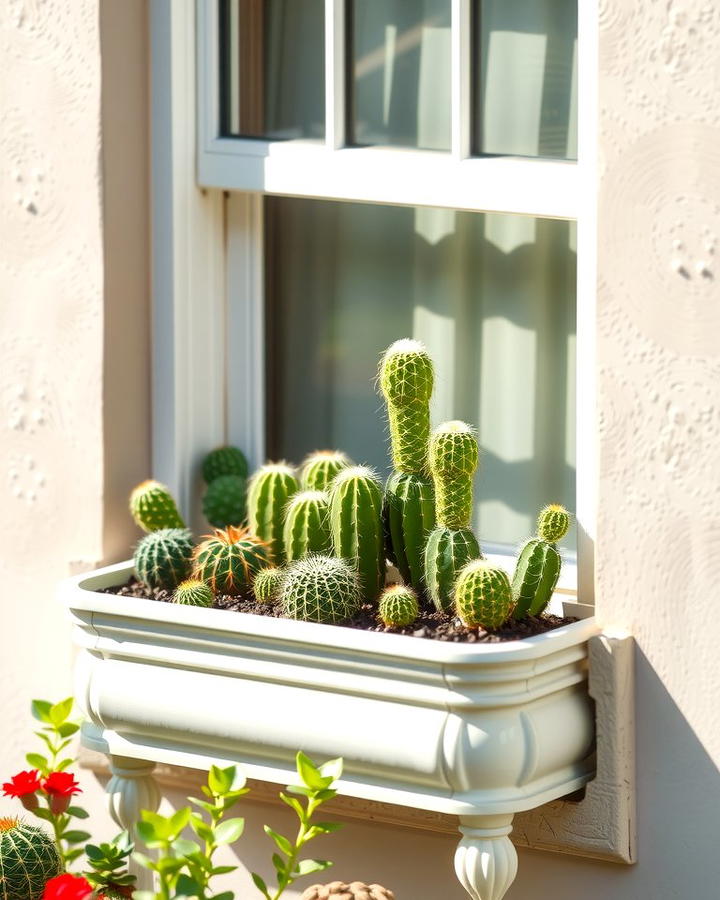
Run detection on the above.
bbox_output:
[454,816,518,900]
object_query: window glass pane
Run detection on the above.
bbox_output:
[219,0,325,140]
[350,0,451,150]
[475,0,578,159]
[264,197,577,551]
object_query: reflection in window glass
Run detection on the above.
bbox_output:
[350,0,451,150]
[219,0,325,140]
[264,197,577,551]
[475,0,578,159]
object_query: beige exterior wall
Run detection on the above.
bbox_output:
[1,1,719,899]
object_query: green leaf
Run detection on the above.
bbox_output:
[175,873,202,895]
[279,792,305,818]
[31,700,53,723]
[57,722,79,738]
[30,807,53,822]
[295,751,332,792]
[62,830,91,844]
[251,872,270,898]
[49,697,74,726]
[213,892,235,900]
[66,805,89,819]
[25,752,48,770]
[173,837,201,857]
[190,814,214,842]
[264,825,293,856]
[308,822,342,836]
[207,764,239,796]
[214,817,245,845]
[168,806,191,836]
[210,865,237,875]
[188,796,215,814]
[135,821,158,844]
[64,847,84,863]
[271,852,286,875]
[319,757,343,781]
[55,757,75,772]
[84,844,104,861]
[155,856,186,875]
[296,859,332,876]
[132,851,154,870]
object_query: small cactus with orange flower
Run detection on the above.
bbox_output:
[0,818,62,900]
[192,525,269,596]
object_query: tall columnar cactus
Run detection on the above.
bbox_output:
[129,480,185,533]
[247,463,300,563]
[423,421,481,611]
[378,584,419,627]
[383,472,435,591]
[454,561,514,629]
[192,525,269,595]
[134,528,194,590]
[329,466,385,602]
[202,474,247,528]
[252,567,285,603]
[202,445,249,484]
[512,504,571,619]
[301,451,352,492]
[280,555,362,624]
[0,818,62,900]
[283,490,332,562]
[173,578,214,607]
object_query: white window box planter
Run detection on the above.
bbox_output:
[63,560,601,900]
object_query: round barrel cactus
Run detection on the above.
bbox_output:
[537,504,571,544]
[253,567,285,603]
[173,578,214,607]
[202,474,247,528]
[202,445,249,483]
[0,818,62,900]
[383,472,435,591]
[301,451,352,492]
[193,525,269,595]
[378,585,419,627]
[281,555,361,624]
[455,561,513,629]
[247,463,300,563]
[283,490,332,562]
[134,527,194,590]
[129,479,185,533]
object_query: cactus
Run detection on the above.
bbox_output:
[253,567,285,603]
[329,466,385,602]
[383,472,435,591]
[202,474,247,528]
[301,450,352,492]
[283,490,332,562]
[173,578,214,607]
[378,339,434,474]
[423,421,482,611]
[454,561,514,629]
[247,463,300,563]
[202,445,249,484]
[192,525,269,595]
[134,527,194,590]
[378,584,419,627]
[129,479,185,533]
[0,818,62,900]
[280,555,361,624]
[512,505,571,618]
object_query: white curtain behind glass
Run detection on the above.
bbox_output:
[265,199,577,552]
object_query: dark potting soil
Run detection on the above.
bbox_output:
[102,578,576,644]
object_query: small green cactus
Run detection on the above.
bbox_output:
[283,490,332,562]
[512,505,571,619]
[378,339,434,474]
[424,526,481,612]
[202,474,247,527]
[454,561,514,629]
[253,567,285,603]
[202,445,249,484]
[134,527,194,590]
[129,479,185,533]
[173,578,214,607]
[300,450,352,492]
[192,525,269,596]
[0,818,62,900]
[378,584,419,627]
[247,463,300,563]
[329,466,385,602]
[384,471,435,592]
[280,555,362,624]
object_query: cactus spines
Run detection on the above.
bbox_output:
[192,525,269,596]
[301,451,352,492]
[512,505,570,619]
[537,504,571,543]
[247,463,300,563]
[283,490,332,562]
[253,567,285,603]
[173,578,214,607]
[0,818,62,900]
[423,526,481,611]
[134,527,194,590]
[383,472,435,591]
[329,466,385,602]
[129,479,185,533]
[378,339,434,474]
[202,445,249,484]
[428,421,479,529]
[202,474,247,528]
[378,584,419,627]
[280,555,361,624]
[454,561,514,629]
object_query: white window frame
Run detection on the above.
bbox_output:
[150,0,597,604]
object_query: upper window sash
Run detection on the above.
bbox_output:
[196,0,580,219]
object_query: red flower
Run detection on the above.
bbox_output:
[42,771,82,815]
[42,873,103,899]
[2,769,42,797]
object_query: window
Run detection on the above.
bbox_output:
[153,1,596,600]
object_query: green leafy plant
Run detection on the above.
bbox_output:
[84,831,136,897]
